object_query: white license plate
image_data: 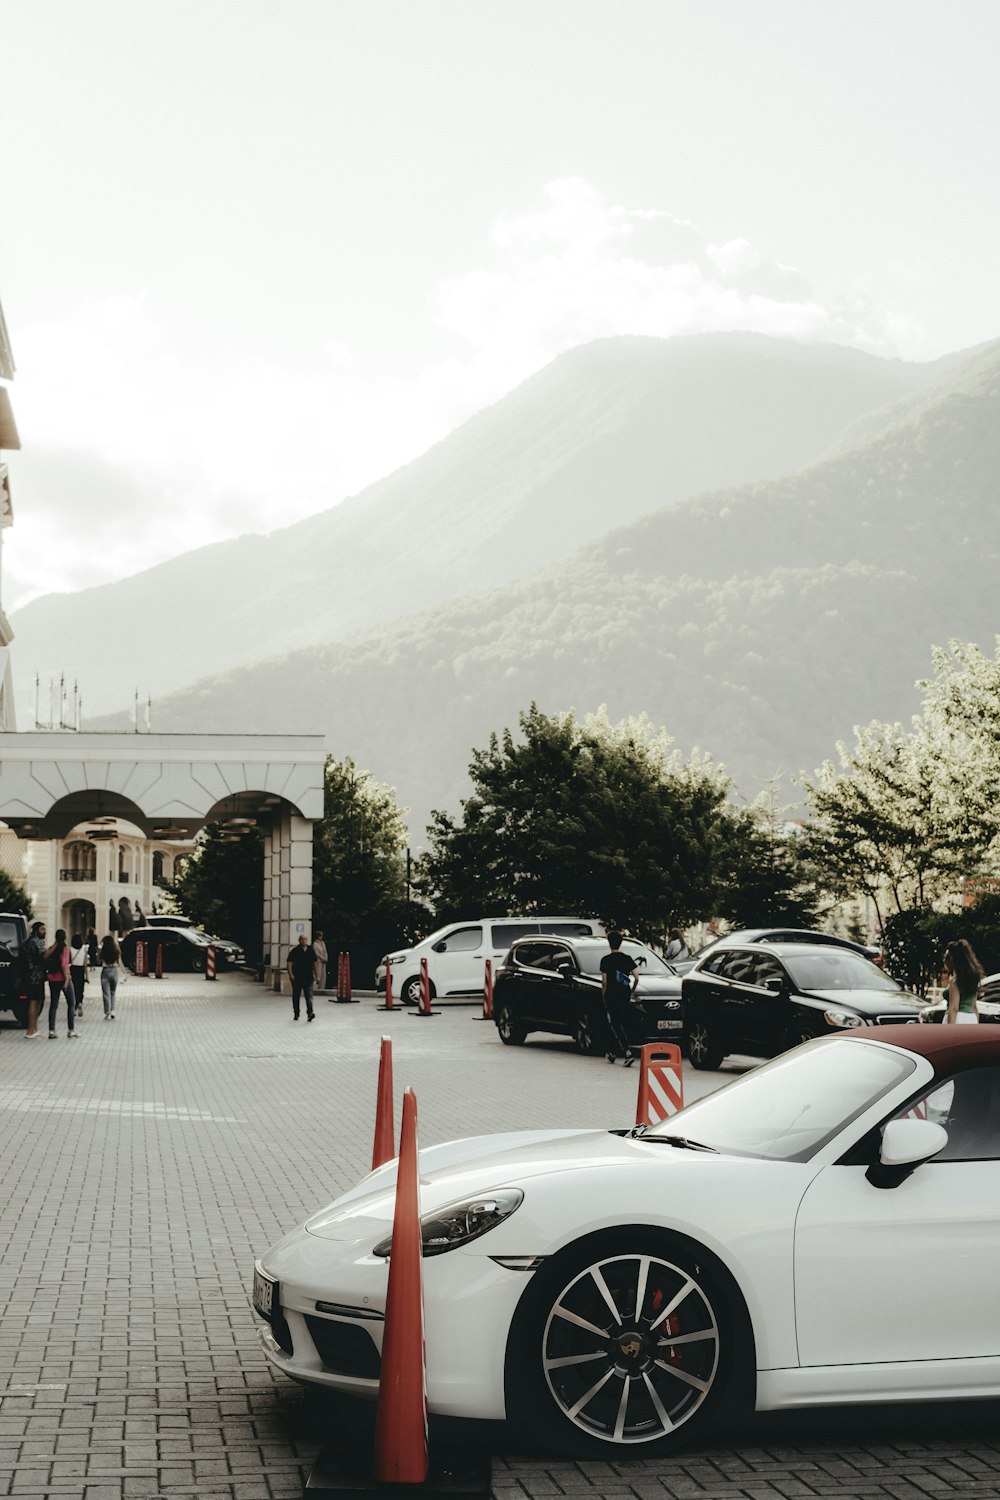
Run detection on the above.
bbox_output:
[657,1019,683,1030]
[253,1267,276,1320]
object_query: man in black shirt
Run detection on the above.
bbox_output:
[286,934,318,1021]
[600,930,638,1064]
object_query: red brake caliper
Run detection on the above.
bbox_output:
[651,1286,682,1365]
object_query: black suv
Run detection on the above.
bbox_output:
[682,941,922,1070]
[0,911,30,1026]
[493,935,684,1055]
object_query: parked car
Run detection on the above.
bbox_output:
[682,940,922,1070]
[711,927,883,965]
[252,1025,1000,1457]
[146,914,195,927]
[920,971,1000,1023]
[0,910,30,1025]
[493,936,684,1054]
[121,925,236,973]
[377,916,607,1006]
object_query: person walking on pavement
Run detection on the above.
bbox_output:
[46,929,77,1039]
[22,920,48,1039]
[70,932,89,1017]
[600,929,639,1064]
[286,934,318,1021]
[100,933,123,1019]
[312,930,328,992]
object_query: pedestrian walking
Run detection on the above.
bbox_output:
[46,929,77,1039]
[312,930,328,992]
[86,927,99,967]
[21,920,48,1039]
[70,932,89,1017]
[100,933,123,1019]
[600,929,639,1063]
[286,934,317,1021]
[944,938,984,1025]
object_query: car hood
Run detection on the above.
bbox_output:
[801,986,922,1014]
[302,1127,676,1243]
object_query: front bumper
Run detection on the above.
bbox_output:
[253,1238,535,1419]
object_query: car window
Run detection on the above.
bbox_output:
[752,954,785,989]
[436,925,483,953]
[547,923,596,938]
[492,923,539,948]
[697,951,730,976]
[514,941,560,969]
[650,1039,917,1161]
[783,950,899,993]
[0,919,23,955]
[895,1067,1000,1162]
[715,949,759,985]
[576,941,670,976]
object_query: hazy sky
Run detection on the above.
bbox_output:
[2,0,998,609]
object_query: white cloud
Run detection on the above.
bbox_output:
[4,179,920,608]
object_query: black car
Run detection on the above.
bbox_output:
[122,925,219,973]
[682,941,922,1070]
[493,936,684,1055]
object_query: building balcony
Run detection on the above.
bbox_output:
[60,869,97,882]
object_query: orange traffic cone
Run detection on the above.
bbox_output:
[476,958,494,1021]
[378,960,395,1012]
[155,944,163,980]
[373,1088,428,1484]
[408,957,439,1019]
[371,1037,395,1171]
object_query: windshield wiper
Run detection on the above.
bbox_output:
[630,1129,718,1153]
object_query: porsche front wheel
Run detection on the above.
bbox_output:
[506,1231,740,1457]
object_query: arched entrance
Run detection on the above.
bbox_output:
[62,898,95,937]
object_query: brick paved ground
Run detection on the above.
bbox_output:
[1,975,999,1500]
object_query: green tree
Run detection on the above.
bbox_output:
[169,824,264,959]
[420,705,731,944]
[313,757,415,971]
[715,789,820,930]
[802,717,974,928]
[0,866,32,918]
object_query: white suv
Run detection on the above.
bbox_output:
[378,916,607,1006]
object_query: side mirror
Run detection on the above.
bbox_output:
[432,940,447,953]
[764,977,784,994]
[866,1117,948,1189]
[556,961,574,980]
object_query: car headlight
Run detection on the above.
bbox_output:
[823,1008,865,1028]
[373,1188,523,1258]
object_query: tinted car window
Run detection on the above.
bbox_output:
[752,953,785,988]
[896,1067,1000,1162]
[436,926,483,952]
[492,923,540,948]
[575,941,670,976]
[0,919,22,954]
[547,923,597,938]
[515,941,561,970]
[783,950,900,993]
[714,949,759,985]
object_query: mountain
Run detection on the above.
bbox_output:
[93,338,1000,836]
[12,332,948,717]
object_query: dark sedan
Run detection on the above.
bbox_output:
[493,936,684,1055]
[121,925,235,974]
[682,941,922,1069]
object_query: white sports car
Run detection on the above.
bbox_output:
[253,1027,1000,1456]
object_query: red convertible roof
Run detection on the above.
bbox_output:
[845,1025,1000,1073]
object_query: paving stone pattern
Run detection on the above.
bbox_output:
[1,976,999,1500]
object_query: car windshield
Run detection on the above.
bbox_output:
[647,1039,916,1161]
[576,940,670,975]
[782,949,901,993]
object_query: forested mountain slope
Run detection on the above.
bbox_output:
[13,332,946,715]
[98,340,1000,835]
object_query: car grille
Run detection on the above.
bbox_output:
[304,1316,381,1378]
[872,1014,919,1025]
